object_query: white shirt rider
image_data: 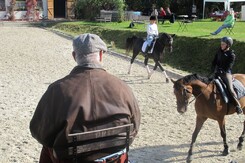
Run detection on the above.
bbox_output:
[146,16,158,46]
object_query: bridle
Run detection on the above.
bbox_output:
[179,86,189,106]
[156,34,173,50]
[181,81,213,107]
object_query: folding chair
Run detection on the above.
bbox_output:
[54,124,134,163]
[225,24,235,35]
[177,20,192,32]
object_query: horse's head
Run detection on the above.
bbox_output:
[171,78,193,114]
[159,33,175,53]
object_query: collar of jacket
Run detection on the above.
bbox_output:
[70,65,105,74]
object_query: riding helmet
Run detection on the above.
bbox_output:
[221,36,233,47]
[150,15,156,20]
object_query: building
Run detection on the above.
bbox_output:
[0,0,75,20]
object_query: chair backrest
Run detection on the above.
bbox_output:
[54,124,134,160]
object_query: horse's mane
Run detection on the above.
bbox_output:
[154,33,171,51]
[182,74,211,84]
[161,32,170,38]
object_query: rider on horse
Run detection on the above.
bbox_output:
[145,15,159,54]
[211,36,243,114]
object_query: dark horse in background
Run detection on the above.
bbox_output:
[171,74,245,163]
[126,33,175,83]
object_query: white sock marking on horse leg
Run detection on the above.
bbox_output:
[128,64,132,74]
[148,70,155,79]
[145,65,151,75]
[162,71,169,79]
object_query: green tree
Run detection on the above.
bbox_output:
[125,0,143,10]
[75,0,125,22]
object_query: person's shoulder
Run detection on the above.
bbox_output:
[103,72,131,87]
[47,75,69,90]
[103,71,124,82]
[225,49,235,56]
[229,49,235,55]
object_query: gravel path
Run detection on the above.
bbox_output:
[0,27,244,163]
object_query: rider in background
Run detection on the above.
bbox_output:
[145,15,159,53]
[211,36,243,114]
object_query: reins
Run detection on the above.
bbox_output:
[185,80,214,106]
[155,34,172,50]
[188,91,203,105]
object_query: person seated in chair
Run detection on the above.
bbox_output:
[145,15,158,54]
[29,33,141,163]
[211,36,243,114]
[211,10,235,35]
[158,7,166,24]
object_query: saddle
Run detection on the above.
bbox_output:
[142,39,157,54]
[214,76,245,103]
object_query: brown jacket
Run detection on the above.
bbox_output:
[30,66,140,158]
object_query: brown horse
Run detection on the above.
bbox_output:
[171,74,245,163]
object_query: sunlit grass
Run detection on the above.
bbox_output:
[58,19,245,42]
[48,19,245,74]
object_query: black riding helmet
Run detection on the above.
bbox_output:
[221,36,233,47]
[150,15,156,20]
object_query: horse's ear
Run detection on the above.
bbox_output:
[171,78,176,84]
[171,34,176,38]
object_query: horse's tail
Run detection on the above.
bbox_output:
[125,35,138,54]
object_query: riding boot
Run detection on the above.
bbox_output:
[233,96,243,114]
[144,45,150,54]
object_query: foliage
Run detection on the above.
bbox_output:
[74,0,245,20]
[75,0,125,21]
[114,0,125,22]
[125,0,143,11]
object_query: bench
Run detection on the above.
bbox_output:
[54,124,134,162]
[95,14,112,22]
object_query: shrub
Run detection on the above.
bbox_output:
[75,0,125,22]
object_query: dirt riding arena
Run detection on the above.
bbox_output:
[0,27,244,163]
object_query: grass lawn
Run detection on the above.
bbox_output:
[49,19,245,74]
[53,19,245,42]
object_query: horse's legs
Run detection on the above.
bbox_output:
[187,116,207,163]
[237,120,245,150]
[147,62,157,79]
[143,56,152,79]
[217,118,229,156]
[156,61,170,83]
[128,52,138,74]
[128,64,132,74]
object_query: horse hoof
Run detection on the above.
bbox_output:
[148,73,153,79]
[222,149,229,156]
[166,78,169,83]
